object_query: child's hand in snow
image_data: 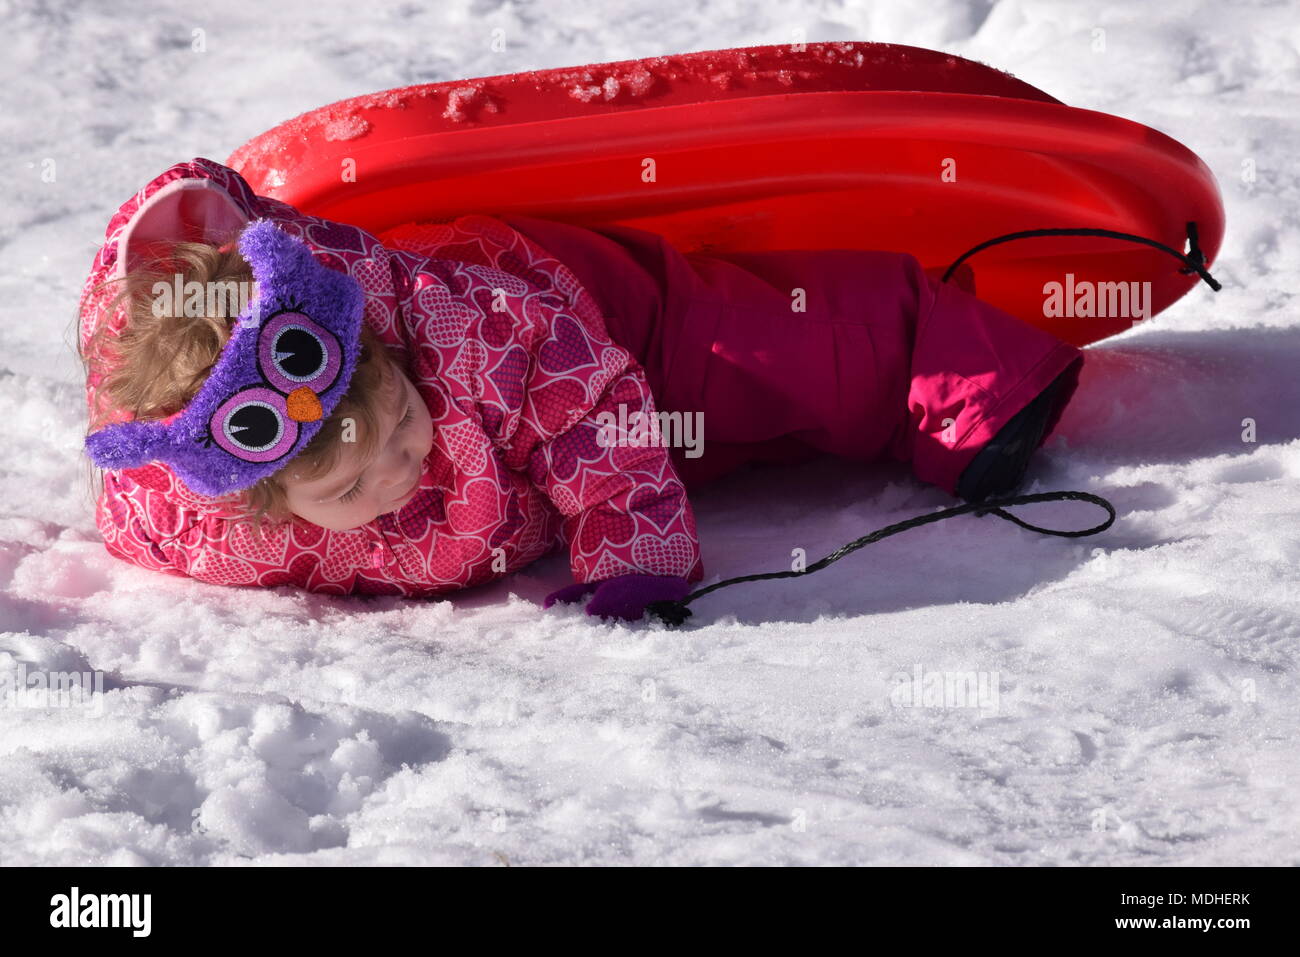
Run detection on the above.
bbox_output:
[543,573,693,622]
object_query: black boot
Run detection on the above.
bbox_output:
[956,371,1070,504]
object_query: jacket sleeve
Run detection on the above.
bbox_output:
[94,467,366,595]
[491,318,705,586]
[94,470,261,588]
[95,471,186,578]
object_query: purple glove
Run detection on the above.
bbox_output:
[543,573,693,622]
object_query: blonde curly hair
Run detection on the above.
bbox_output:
[79,240,401,527]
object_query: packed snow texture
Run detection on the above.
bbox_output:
[1,0,1298,866]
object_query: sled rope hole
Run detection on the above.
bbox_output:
[941,222,1222,292]
[644,490,1117,627]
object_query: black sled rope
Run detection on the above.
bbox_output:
[942,222,1222,291]
[644,490,1116,626]
[644,223,1221,627]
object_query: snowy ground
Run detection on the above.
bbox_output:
[1,0,1297,865]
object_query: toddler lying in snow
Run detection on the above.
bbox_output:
[79,159,1082,621]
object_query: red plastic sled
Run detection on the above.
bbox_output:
[228,42,1224,347]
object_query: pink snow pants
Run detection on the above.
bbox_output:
[502,215,1084,495]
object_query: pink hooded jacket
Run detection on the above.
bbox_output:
[80,158,704,596]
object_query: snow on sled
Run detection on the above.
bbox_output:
[228,42,1224,347]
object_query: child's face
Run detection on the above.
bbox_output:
[282,366,434,531]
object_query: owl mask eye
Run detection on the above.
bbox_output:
[259,311,343,394]
[211,387,298,461]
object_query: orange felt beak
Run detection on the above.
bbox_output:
[285,386,323,423]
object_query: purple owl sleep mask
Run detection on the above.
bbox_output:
[84,219,365,496]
